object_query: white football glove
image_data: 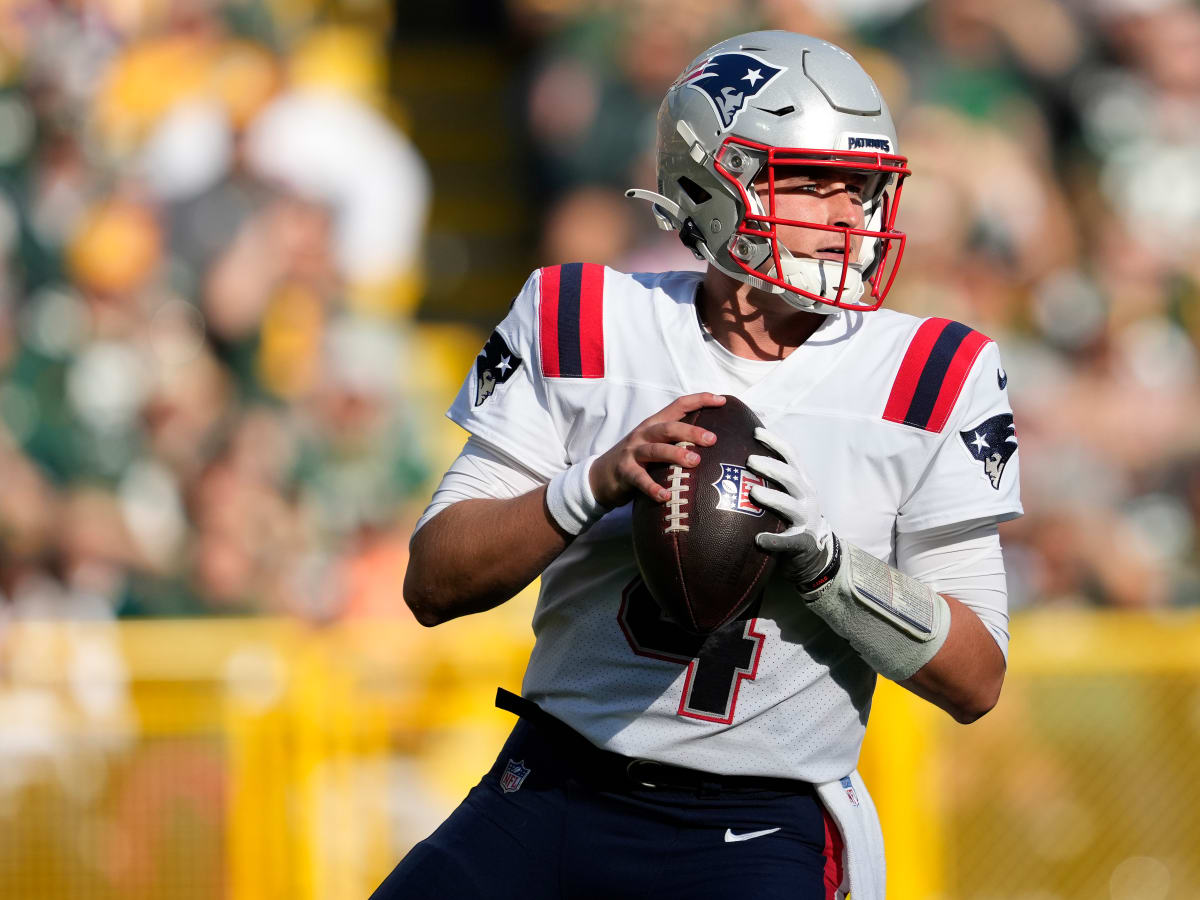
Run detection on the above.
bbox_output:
[746,427,836,589]
[747,427,951,681]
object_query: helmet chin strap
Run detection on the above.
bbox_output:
[693,240,782,295]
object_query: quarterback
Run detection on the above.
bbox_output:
[375,31,1020,900]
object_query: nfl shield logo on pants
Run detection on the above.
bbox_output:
[501,759,531,793]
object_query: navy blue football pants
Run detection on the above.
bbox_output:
[370,715,844,899]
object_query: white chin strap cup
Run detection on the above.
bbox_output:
[776,255,865,312]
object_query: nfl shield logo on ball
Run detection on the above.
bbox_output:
[500,759,531,793]
[712,464,765,517]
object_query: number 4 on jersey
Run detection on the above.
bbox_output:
[617,577,765,724]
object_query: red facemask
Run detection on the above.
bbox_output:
[713,136,911,312]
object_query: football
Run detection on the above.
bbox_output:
[631,395,787,634]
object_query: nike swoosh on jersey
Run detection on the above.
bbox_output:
[998,368,1008,390]
[724,827,781,843]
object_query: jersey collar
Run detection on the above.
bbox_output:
[658,271,864,409]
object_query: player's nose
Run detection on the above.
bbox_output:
[823,184,859,228]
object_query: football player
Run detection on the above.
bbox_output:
[374,30,1020,900]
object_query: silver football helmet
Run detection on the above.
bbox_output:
[628,31,910,313]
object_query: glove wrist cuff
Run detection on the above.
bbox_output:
[797,534,841,593]
[546,454,607,536]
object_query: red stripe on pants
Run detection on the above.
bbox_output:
[822,805,846,899]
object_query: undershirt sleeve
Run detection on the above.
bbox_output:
[895,519,1011,661]
[413,436,545,536]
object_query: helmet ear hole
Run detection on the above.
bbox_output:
[676,176,712,205]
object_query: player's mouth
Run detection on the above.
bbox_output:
[811,246,848,261]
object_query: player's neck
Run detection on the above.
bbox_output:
[697,267,827,361]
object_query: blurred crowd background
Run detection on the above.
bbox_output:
[2,0,1200,628]
[3,1,1200,897]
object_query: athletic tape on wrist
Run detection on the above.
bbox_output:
[801,538,951,682]
[545,454,607,536]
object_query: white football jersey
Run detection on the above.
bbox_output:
[447,264,1022,783]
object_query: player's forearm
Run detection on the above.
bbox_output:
[775,529,1006,722]
[403,489,570,626]
[900,596,1005,724]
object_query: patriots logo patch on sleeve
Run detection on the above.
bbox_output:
[961,414,1018,489]
[475,330,522,406]
[677,52,786,132]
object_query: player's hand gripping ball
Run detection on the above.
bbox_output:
[631,395,787,633]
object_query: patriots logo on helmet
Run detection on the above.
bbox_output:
[474,330,523,406]
[712,464,766,517]
[677,52,786,132]
[960,413,1018,489]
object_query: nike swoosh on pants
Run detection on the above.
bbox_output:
[724,827,781,843]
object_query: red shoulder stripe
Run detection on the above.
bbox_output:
[539,263,605,378]
[926,328,991,433]
[883,318,949,425]
[577,263,605,378]
[539,265,562,377]
[883,318,992,433]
